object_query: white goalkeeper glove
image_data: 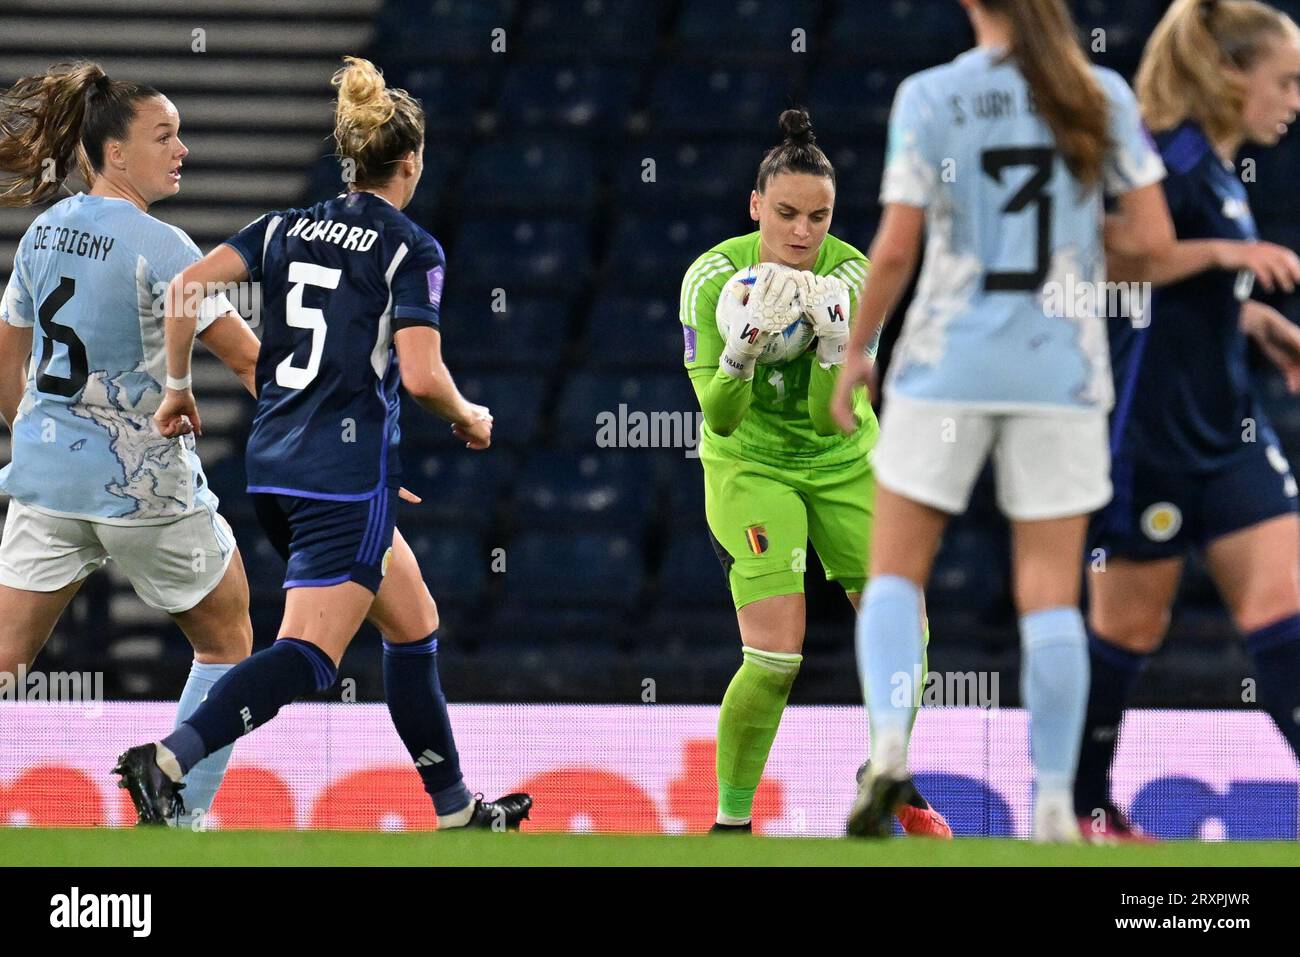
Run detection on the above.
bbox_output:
[716,285,773,380]
[799,273,851,367]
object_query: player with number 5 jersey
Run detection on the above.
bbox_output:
[115,57,532,831]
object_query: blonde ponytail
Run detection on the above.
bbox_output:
[1136,0,1299,139]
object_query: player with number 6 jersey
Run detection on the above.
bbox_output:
[115,57,532,831]
[0,61,261,828]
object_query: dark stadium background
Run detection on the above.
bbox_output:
[2,0,1299,709]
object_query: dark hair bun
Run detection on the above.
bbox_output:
[779,108,815,145]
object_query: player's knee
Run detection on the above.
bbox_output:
[1229,581,1300,635]
[383,599,440,645]
[1089,607,1168,654]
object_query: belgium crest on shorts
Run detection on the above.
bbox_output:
[744,524,769,555]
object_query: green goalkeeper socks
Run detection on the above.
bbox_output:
[715,646,803,823]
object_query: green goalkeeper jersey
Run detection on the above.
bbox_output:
[680,231,879,468]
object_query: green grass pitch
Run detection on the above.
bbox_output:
[4,828,1298,866]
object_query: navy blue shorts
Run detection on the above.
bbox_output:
[252,488,398,594]
[1092,439,1298,561]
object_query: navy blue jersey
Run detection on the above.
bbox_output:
[224,192,444,499]
[1108,122,1261,472]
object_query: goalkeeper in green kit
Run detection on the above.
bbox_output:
[679,109,951,836]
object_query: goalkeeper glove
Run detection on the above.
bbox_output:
[716,284,773,380]
[799,273,851,367]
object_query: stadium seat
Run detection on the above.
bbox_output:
[400,448,515,531]
[647,66,793,135]
[512,449,656,532]
[1071,0,1165,69]
[373,0,516,62]
[654,527,735,614]
[806,65,912,138]
[494,62,640,134]
[820,142,886,214]
[439,292,570,371]
[447,216,591,292]
[581,293,685,369]
[458,139,599,212]
[518,0,660,59]
[401,526,490,608]
[605,213,735,292]
[406,372,548,448]
[827,0,971,65]
[612,138,765,209]
[675,0,819,59]
[386,63,493,133]
[499,529,645,610]
[927,519,1013,629]
[552,370,699,449]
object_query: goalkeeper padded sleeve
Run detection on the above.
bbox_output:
[689,366,753,436]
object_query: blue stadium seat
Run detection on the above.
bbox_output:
[648,67,792,135]
[1248,135,1300,221]
[822,142,886,213]
[400,449,514,531]
[374,0,516,62]
[928,520,1012,624]
[660,455,708,532]
[656,528,734,613]
[398,373,547,449]
[828,1,970,64]
[387,63,492,133]
[807,66,911,138]
[1071,0,1164,67]
[552,370,699,449]
[459,140,599,211]
[494,63,640,133]
[582,294,685,369]
[613,138,764,208]
[456,373,549,447]
[299,148,457,225]
[439,292,570,370]
[513,450,655,531]
[500,530,644,609]
[401,527,489,608]
[519,0,660,58]
[447,216,591,292]
[606,213,734,292]
[676,0,819,58]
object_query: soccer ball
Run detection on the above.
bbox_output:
[717,264,816,366]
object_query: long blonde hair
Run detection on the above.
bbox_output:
[983,0,1109,186]
[1136,0,1300,139]
[332,56,424,189]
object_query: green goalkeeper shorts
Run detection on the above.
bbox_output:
[700,444,874,610]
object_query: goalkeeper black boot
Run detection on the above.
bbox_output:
[709,821,753,834]
[463,792,533,831]
[114,743,186,827]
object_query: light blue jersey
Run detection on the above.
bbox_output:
[0,194,225,523]
[881,46,1165,411]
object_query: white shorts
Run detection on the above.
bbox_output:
[871,396,1113,521]
[0,498,236,614]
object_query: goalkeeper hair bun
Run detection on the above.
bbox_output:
[778,108,816,146]
[755,107,835,193]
